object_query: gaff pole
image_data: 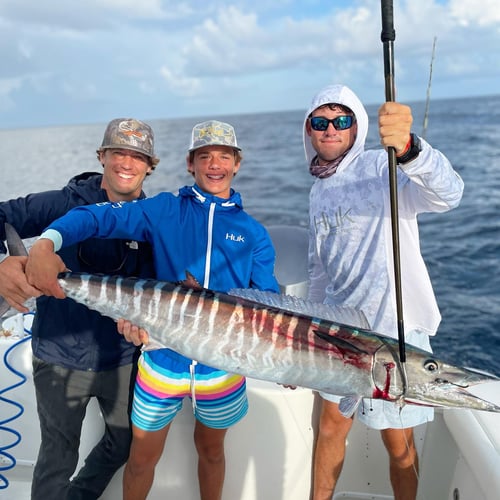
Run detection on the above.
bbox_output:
[380,0,406,365]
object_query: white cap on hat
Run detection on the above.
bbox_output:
[188,120,241,152]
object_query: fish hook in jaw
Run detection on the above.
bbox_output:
[373,340,408,400]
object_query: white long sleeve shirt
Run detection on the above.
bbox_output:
[304,85,464,339]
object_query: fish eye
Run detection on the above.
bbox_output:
[424,359,439,372]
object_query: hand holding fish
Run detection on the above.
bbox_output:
[25,239,67,299]
[378,102,413,155]
[117,318,150,346]
[0,256,41,312]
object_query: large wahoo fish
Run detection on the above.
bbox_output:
[56,271,500,413]
[2,223,499,412]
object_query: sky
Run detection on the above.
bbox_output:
[1,0,499,129]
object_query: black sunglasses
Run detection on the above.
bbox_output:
[310,115,355,131]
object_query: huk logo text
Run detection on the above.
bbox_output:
[226,233,245,243]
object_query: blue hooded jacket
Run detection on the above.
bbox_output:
[46,184,279,293]
[0,172,155,370]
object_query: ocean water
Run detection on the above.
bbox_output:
[2,95,499,375]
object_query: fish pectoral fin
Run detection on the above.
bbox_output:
[338,395,362,418]
[313,329,368,354]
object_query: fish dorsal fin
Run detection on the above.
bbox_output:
[178,270,203,291]
[228,288,371,330]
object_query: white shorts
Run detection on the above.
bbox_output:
[320,330,435,429]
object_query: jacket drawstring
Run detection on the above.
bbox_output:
[189,360,198,412]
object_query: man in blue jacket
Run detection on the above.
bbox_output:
[0,118,158,499]
[24,120,279,500]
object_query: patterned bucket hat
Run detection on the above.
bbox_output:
[99,118,159,165]
[188,120,241,152]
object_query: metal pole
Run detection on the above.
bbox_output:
[380,0,406,364]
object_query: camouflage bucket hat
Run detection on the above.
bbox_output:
[99,118,159,166]
[188,120,241,152]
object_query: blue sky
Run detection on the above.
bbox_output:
[1,0,499,129]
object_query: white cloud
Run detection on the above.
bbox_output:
[177,7,280,75]
[61,80,99,100]
[450,0,500,27]
[160,66,201,97]
[0,0,499,128]
[0,0,188,30]
[0,77,23,111]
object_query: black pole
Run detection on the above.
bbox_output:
[380,0,406,364]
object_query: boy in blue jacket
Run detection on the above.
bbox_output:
[25,120,279,500]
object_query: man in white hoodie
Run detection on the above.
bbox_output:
[304,84,464,500]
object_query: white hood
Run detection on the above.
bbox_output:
[302,84,369,169]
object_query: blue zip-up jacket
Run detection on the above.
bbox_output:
[44,184,280,367]
[46,184,279,293]
[0,172,154,370]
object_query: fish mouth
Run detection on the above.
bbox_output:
[434,377,474,389]
[370,348,500,412]
[408,379,500,412]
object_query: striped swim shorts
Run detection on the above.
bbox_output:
[131,348,248,431]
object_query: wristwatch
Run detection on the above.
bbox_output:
[396,133,422,165]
